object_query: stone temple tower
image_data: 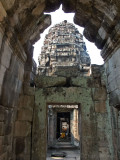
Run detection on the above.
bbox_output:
[38,20,91,76]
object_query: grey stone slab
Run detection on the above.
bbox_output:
[35,75,66,88]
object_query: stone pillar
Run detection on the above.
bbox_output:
[70,110,74,144]
[48,108,55,147]
[70,108,79,146]
[72,109,79,146]
[74,109,78,138]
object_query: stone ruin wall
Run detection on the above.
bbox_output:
[33,65,110,160]
[0,0,120,160]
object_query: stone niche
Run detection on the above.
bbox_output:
[32,65,112,160]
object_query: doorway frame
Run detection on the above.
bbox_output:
[47,103,81,149]
[32,86,94,160]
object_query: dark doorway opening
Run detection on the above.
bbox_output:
[57,112,70,140]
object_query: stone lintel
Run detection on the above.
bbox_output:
[35,75,67,88]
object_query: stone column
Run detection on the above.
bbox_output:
[70,110,74,144]
[73,109,79,146]
[74,109,78,138]
[54,112,57,142]
[48,108,54,147]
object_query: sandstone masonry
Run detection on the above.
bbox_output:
[38,20,91,76]
[0,1,120,160]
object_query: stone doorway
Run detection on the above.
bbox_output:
[47,104,80,145]
[32,80,95,160]
[47,104,80,160]
[32,86,85,160]
[32,74,107,160]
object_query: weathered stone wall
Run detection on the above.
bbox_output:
[13,85,35,160]
[0,26,26,160]
[0,0,120,160]
[105,47,120,159]
[33,65,113,160]
[0,2,50,159]
[105,48,120,108]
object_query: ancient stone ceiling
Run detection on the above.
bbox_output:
[0,0,120,59]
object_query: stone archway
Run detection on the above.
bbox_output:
[0,1,120,160]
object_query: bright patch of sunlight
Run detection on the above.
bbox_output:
[33,5,104,66]
[51,157,64,159]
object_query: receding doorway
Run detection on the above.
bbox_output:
[47,104,80,160]
[56,112,70,140]
[33,86,95,160]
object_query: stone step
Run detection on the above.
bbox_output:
[51,151,67,157]
[47,147,80,160]
[49,142,79,149]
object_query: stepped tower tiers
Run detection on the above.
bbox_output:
[38,20,91,76]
